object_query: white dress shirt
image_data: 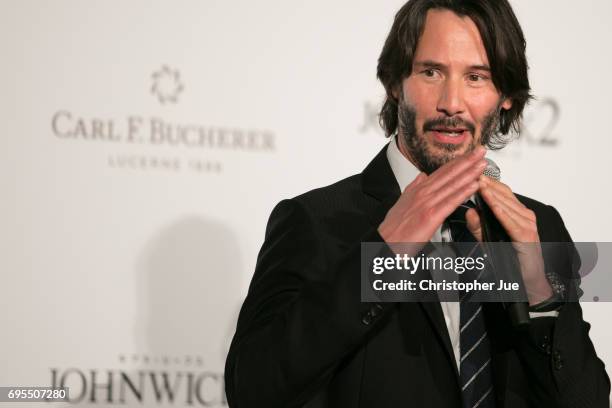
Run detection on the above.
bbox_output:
[385,134,557,369]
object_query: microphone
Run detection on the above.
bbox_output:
[475,158,531,330]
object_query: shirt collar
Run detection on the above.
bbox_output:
[386,133,421,191]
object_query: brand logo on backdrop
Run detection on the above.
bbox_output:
[48,354,226,406]
[50,65,276,173]
[519,98,560,147]
[151,65,184,104]
[358,97,561,157]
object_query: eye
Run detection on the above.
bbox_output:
[467,73,487,82]
[421,68,440,79]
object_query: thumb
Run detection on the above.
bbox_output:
[465,208,483,242]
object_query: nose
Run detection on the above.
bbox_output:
[436,78,465,116]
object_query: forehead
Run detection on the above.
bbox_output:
[414,8,489,68]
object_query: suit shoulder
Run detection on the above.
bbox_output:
[290,173,363,214]
[262,173,364,234]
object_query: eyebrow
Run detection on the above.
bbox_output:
[413,60,491,72]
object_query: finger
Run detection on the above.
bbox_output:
[425,146,487,193]
[400,173,428,195]
[480,176,523,204]
[428,159,485,208]
[479,177,515,202]
[480,178,536,221]
[496,195,536,222]
[465,207,482,242]
[480,186,534,226]
[489,202,521,240]
[479,189,530,240]
[428,148,485,192]
[412,172,428,187]
[433,180,480,223]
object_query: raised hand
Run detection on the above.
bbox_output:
[378,146,487,245]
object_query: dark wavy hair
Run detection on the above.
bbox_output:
[377,0,532,149]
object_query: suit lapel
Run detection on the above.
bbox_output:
[361,144,401,227]
[360,143,460,379]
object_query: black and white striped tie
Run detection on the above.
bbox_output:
[447,200,496,408]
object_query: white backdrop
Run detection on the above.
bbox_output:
[1,1,611,406]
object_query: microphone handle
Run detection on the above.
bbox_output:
[474,193,531,330]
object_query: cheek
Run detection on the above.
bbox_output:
[404,80,436,108]
[404,81,438,124]
[465,91,501,125]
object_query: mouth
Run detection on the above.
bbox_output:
[427,127,470,145]
[430,127,468,136]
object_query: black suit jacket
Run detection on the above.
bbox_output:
[225,144,610,407]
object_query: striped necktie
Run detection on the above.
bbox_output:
[446,200,496,408]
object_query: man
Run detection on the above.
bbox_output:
[225,0,610,407]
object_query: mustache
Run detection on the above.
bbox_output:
[423,117,475,134]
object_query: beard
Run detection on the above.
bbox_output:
[397,95,502,175]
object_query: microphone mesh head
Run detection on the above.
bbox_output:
[483,157,501,180]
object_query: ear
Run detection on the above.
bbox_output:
[391,83,402,101]
[501,97,513,111]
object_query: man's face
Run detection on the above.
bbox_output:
[395,9,512,174]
